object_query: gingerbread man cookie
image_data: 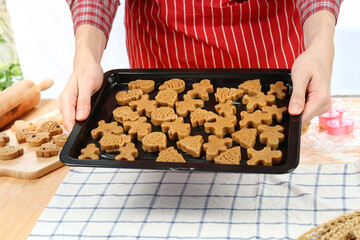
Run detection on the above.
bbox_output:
[113,106,140,123]
[247,147,282,166]
[239,110,272,128]
[115,143,139,161]
[187,79,214,101]
[156,147,186,163]
[116,88,143,106]
[37,120,63,136]
[258,125,284,149]
[155,89,178,108]
[214,146,241,165]
[79,143,100,160]
[15,129,35,144]
[242,92,276,112]
[159,78,185,93]
[176,135,204,158]
[161,117,191,140]
[91,120,124,139]
[238,79,262,95]
[190,108,217,127]
[129,94,157,117]
[0,132,10,147]
[123,117,152,141]
[99,133,132,152]
[203,135,232,161]
[142,132,167,152]
[204,115,237,138]
[267,81,287,100]
[232,128,257,149]
[261,105,288,122]
[36,142,60,158]
[214,100,236,117]
[175,94,204,117]
[0,145,24,160]
[128,79,155,93]
[11,120,34,132]
[150,107,178,126]
[53,133,69,147]
[215,87,244,103]
[26,132,51,147]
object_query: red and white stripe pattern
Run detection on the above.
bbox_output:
[66,0,342,69]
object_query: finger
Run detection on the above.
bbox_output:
[288,68,309,116]
[75,81,93,121]
[301,89,331,125]
[59,85,78,132]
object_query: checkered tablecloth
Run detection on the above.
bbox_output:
[29,162,360,240]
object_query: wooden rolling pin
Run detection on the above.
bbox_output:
[0,79,54,129]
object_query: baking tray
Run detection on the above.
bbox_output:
[60,69,301,174]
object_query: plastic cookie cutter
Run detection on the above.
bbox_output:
[318,99,341,130]
[326,108,355,135]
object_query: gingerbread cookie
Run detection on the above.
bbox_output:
[247,147,282,166]
[0,145,24,160]
[232,128,257,149]
[215,100,236,117]
[155,89,178,108]
[258,125,284,149]
[123,117,152,141]
[187,79,214,101]
[11,120,34,132]
[261,105,288,122]
[129,94,157,117]
[159,78,185,93]
[175,94,204,117]
[156,147,186,163]
[15,129,35,144]
[142,132,167,152]
[0,132,10,147]
[115,143,139,161]
[115,88,143,106]
[267,81,287,100]
[161,117,191,140]
[239,110,272,128]
[79,143,100,160]
[214,146,241,165]
[150,107,178,126]
[176,135,204,158]
[36,142,59,158]
[238,79,262,95]
[242,92,276,112]
[113,106,140,123]
[203,135,232,161]
[99,133,132,152]
[190,108,217,127]
[128,79,155,93]
[204,115,237,138]
[215,87,244,103]
[52,133,69,147]
[26,132,51,147]
[37,120,63,136]
[91,120,124,139]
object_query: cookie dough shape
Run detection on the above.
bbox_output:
[238,79,262,95]
[203,135,232,161]
[190,108,217,127]
[113,106,140,123]
[15,129,35,144]
[11,120,34,132]
[91,120,124,139]
[156,147,186,163]
[262,105,288,122]
[258,125,285,149]
[161,117,191,140]
[242,92,276,112]
[123,117,152,141]
[115,88,143,106]
[99,133,132,152]
[215,87,244,103]
[26,132,51,147]
[187,79,214,101]
[155,89,178,108]
[214,146,241,165]
[38,120,63,136]
[142,132,167,152]
[53,133,70,147]
[150,107,178,126]
[239,110,272,128]
[267,81,287,100]
[159,78,185,93]
[36,142,60,158]
[232,128,257,149]
[204,115,237,138]
[128,79,155,93]
[79,143,100,160]
[0,132,10,147]
[215,100,236,117]
[176,135,204,158]
[115,143,139,161]
[129,94,157,117]
[0,145,24,160]
[175,94,204,117]
[247,147,282,166]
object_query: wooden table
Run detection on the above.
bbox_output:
[0,98,359,240]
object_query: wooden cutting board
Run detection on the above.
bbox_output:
[0,110,65,179]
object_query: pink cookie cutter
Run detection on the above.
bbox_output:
[318,99,340,130]
[326,108,355,135]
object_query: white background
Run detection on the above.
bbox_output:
[5,0,360,99]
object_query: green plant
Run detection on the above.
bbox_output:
[0,61,23,91]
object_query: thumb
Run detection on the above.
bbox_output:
[288,70,308,116]
[76,84,92,121]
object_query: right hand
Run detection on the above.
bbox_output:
[59,62,103,132]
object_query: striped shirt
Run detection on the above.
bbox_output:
[66,0,342,69]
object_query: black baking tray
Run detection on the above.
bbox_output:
[60,69,301,174]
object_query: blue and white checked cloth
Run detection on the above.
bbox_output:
[29,162,360,240]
